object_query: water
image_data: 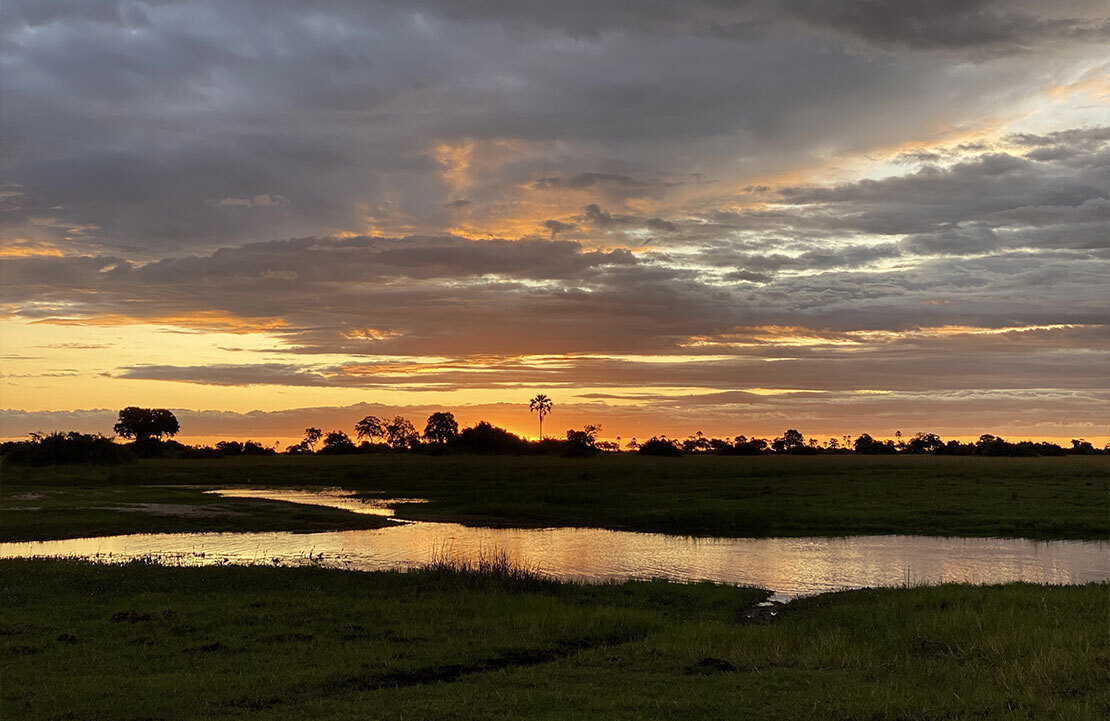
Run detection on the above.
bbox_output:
[2,488,1106,600]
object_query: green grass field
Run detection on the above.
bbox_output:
[2,559,1106,721]
[3,454,1106,541]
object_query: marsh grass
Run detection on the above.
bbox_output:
[1,559,1105,720]
[3,454,1106,541]
[423,546,557,593]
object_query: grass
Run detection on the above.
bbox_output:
[3,454,1107,541]
[0,482,395,542]
[1,559,1106,720]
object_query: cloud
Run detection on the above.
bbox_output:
[209,194,290,208]
[388,0,1110,55]
[646,217,677,232]
[542,220,575,238]
[583,204,615,227]
[1,2,1107,438]
[4,1,1104,257]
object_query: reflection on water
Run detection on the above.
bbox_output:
[2,489,1107,599]
[209,488,427,517]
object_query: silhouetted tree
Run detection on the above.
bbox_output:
[423,411,459,444]
[302,427,323,452]
[215,440,243,456]
[905,433,944,454]
[1,431,134,466]
[454,421,527,454]
[354,415,387,444]
[321,430,356,454]
[682,430,712,453]
[637,437,681,456]
[1070,439,1096,455]
[113,407,180,441]
[771,429,806,453]
[854,433,897,454]
[730,436,769,455]
[529,394,553,439]
[565,424,601,452]
[385,416,419,449]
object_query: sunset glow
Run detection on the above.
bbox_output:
[2,1,1107,445]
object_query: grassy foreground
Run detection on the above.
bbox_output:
[1,559,1106,720]
[3,454,1107,541]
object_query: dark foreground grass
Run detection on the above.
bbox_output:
[1,559,1106,720]
[3,454,1107,541]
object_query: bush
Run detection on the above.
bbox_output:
[0,432,135,466]
[451,422,528,454]
[637,437,681,456]
[127,437,190,458]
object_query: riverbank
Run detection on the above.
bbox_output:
[2,559,1106,720]
[3,455,1106,542]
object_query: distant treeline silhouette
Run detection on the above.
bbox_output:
[0,405,1105,465]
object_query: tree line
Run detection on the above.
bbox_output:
[1,403,1105,465]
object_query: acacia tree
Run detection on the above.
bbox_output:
[354,415,387,444]
[423,411,459,444]
[529,394,553,439]
[302,427,323,452]
[321,430,355,453]
[113,407,180,441]
[771,428,805,453]
[385,416,419,449]
[566,423,601,449]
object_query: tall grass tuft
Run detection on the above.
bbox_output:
[420,546,557,593]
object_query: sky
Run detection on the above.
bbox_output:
[1,0,1108,446]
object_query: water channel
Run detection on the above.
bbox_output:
[2,488,1106,600]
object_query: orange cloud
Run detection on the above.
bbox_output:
[0,240,67,258]
[31,310,289,334]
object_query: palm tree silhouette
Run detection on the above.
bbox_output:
[529,394,553,440]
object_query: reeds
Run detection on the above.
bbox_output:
[421,545,556,593]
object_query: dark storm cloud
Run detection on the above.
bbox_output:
[387,0,1109,54]
[5,0,1104,257]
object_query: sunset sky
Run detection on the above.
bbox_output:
[2,1,1108,446]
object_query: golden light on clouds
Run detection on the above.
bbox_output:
[2,1,1107,444]
[30,311,289,334]
[342,328,403,341]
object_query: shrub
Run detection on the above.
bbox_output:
[0,432,135,466]
[638,437,681,456]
